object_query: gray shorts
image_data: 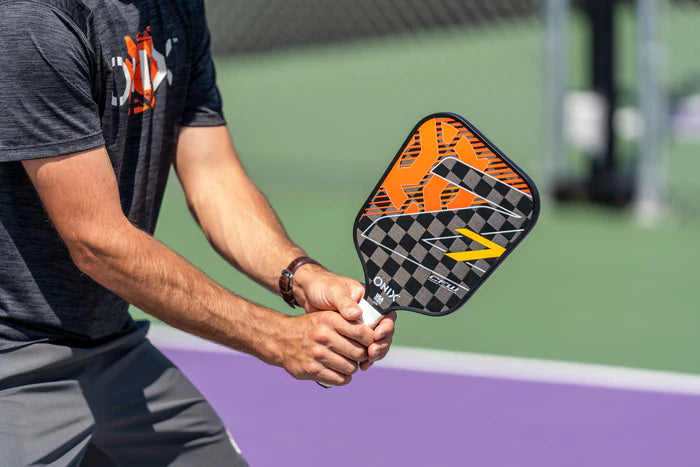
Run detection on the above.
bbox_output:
[0,322,248,466]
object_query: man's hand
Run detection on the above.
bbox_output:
[279,311,374,386]
[292,264,397,370]
[175,126,396,374]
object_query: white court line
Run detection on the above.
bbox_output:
[148,325,700,397]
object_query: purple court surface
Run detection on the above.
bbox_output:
[152,330,700,467]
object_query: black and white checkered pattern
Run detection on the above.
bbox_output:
[355,157,537,316]
[431,157,533,218]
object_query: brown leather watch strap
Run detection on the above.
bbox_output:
[279,256,321,308]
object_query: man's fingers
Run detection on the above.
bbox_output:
[350,284,365,304]
[359,340,391,371]
[330,335,369,362]
[333,293,362,322]
[368,340,390,360]
[317,369,352,387]
[283,312,368,385]
[373,311,397,340]
[291,283,394,382]
[362,312,396,371]
[332,314,374,347]
[325,281,365,322]
[339,299,362,322]
[307,312,367,372]
[318,350,359,376]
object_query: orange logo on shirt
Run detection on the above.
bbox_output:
[110,26,176,114]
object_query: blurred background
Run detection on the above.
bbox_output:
[136,0,700,375]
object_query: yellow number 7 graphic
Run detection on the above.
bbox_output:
[445,228,506,262]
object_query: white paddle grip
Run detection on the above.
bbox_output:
[358,298,383,327]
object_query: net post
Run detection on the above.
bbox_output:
[587,0,617,174]
[544,0,570,197]
[635,0,668,224]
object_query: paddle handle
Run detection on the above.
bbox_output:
[358,298,383,327]
[317,298,383,388]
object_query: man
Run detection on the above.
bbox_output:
[0,0,396,464]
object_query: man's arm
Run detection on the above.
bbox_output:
[174,126,395,367]
[22,148,374,386]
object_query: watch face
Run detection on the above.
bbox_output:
[280,267,299,307]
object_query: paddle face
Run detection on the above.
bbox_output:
[354,113,540,316]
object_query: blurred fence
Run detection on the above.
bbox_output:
[544,0,700,220]
[664,0,700,219]
[205,0,539,54]
[202,0,700,222]
[203,0,546,192]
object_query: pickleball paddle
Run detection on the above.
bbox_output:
[354,113,540,326]
[318,113,539,388]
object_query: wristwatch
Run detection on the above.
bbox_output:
[279,256,321,308]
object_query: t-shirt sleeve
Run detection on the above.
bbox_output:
[181,0,226,127]
[0,3,105,162]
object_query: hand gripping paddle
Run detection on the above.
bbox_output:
[318,113,539,387]
[354,113,540,326]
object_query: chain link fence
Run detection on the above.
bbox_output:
[203,0,546,196]
[664,0,700,219]
[542,0,700,221]
[202,0,699,222]
[205,0,539,54]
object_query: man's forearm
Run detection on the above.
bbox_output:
[73,219,286,365]
[175,126,310,295]
[191,178,306,292]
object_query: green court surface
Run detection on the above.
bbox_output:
[133,16,700,375]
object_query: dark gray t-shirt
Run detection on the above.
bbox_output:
[0,0,225,349]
